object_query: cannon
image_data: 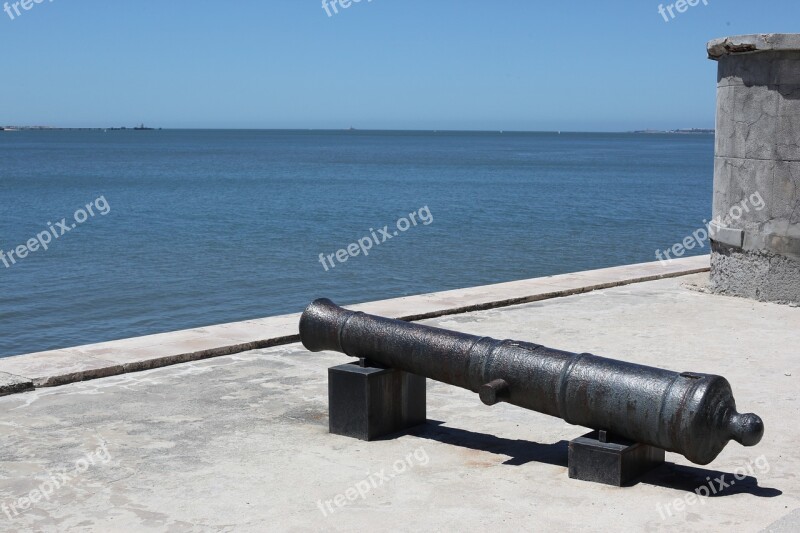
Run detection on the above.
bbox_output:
[300,298,764,479]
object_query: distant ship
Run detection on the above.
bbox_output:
[1,127,19,132]
[133,123,155,131]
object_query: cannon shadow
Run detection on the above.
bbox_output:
[404,421,782,496]
[406,420,569,467]
[638,464,782,497]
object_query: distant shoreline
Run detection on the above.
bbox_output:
[1,125,161,131]
[632,128,714,134]
[0,127,715,134]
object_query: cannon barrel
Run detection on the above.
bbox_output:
[299,298,764,465]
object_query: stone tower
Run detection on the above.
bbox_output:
[708,34,800,304]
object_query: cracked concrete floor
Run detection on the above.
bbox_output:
[0,273,798,532]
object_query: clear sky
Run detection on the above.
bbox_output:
[0,0,797,131]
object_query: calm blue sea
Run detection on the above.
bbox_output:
[0,130,713,357]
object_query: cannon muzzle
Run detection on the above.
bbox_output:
[300,298,764,465]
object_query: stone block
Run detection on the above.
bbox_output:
[328,362,426,441]
[568,430,665,487]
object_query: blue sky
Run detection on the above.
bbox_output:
[0,0,797,131]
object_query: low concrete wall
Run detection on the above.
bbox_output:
[0,256,709,395]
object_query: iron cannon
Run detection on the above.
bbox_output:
[299,298,764,466]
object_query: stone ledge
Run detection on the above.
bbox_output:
[0,255,710,394]
[708,34,800,60]
[0,372,34,396]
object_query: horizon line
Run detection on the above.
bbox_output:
[1,126,715,134]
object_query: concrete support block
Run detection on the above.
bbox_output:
[568,430,665,487]
[328,362,426,441]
